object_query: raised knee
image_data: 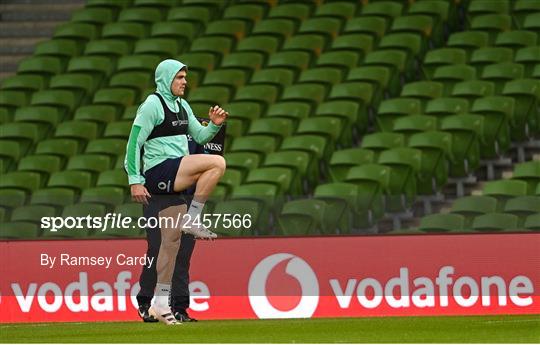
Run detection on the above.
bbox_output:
[213,155,226,174]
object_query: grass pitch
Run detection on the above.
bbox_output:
[1,315,539,343]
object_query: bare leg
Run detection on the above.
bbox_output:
[156,205,186,285]
[173,154,226,202]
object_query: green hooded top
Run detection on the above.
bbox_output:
[124,59,221,185]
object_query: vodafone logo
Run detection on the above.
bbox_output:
[248,253,319,319]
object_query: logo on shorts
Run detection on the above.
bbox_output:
[248,253,319,319]
[158,181,170,192]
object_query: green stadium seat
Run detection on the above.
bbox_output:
[0,90,30,111]
[251,18,296,45]
[425,97,469,117]
[96,169,128,191]
[378,32,424,65]
[203,69,248,92]
[236,35,280,57]
[343,16,387,42]
[418,213,465,233]
[440,114,483,177]
[85,39,132,61]
[316,51,361,73]
[296,116,346,148]
[66,56,114,88]
[35,138,79,161]
[223,101,261,127]
[467,0,510,22]
[363,50,408,94]
[79,186,125,209]
[51,203,108,237]
[392,115,438,139]
[230,182,281,232]
[408,0,452,31]
[316,100,366,135]
[54,121,98,145]
[280,135,328,165]
[361,132,405,157]
[502,79,540,137]
[265,101,310,126]
[10,205,56,224]
[230,135,277,159]
[85,138,126,158]
[331,34,373,58]
[0,140,22,172]
[280,83,326,108]
[31,89,77,115]
[451,80,495,103]
[450,195,498,227]
[401,81,444,108]
[204,19,247,41]
[245,166,296,195]
[247,118,294,145]
[0,171,42,193]
[344,163,390,227]
[495,31,537,52]
[515,47,540,77]
[524,213,540,231]
[71,7,116,25]
[470,14,512,43]
[511,161,540,194]
[408,131,452,194]
[103,121,133,139]
[283,34,326,59]
[377,98,422,131]
[224,4,266,26]
[50,73,95,104]
[224,152,259,179]
[190,36,236,62]
[220,52,265,76]
[469,47,514,75]
[134,38,183,58]
[188,86,231,106]
[234,85,278,111]
[47,170,93,192]
[73,105,118,129]
[513,0,540,28]
[313,182,359,234]
[504,196,540,225]
[151,21,196,45]
[267,3,311,23]
[101,22,147,48]
[472,213,519,232]
[328,148,375,182]
[118,7,163,25]
[278,199,327,236]
[66,154,112,175]
[53,22,99,44]
[298,67,341,89]
[34,39,80,68]
[482,63,524,94]
[116,54,162,74]
[1,75,46,94]
[0,107,11,125]
[390,15,438,47]
[176,52,216,78]
[14,106,62,130]
[297,17,342,42]
[267,51,311,77]
[483,180,529,206]
[314,1,357,21]
[0,188,26,211]
[471,96,515,157]
[522,12,540,32]
[328,82,374,118]
[361,1,403,23]
[167,6,212,31]
[0,222,40,240]
[0,122,42,153]
[263,150,312,192]
[447,31,489,57]
[346,66,391,107]
[378,148,421,211]
[432,65,477,95]
[18,155,62,177]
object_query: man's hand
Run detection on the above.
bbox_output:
[208,105,228,126]
[131,184,151,205]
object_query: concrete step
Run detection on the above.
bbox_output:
[0,2,84,21]
[0,37,45,54]
[0,21,60,37]
[0,54,27,73]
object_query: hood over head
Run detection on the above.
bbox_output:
[154,59,187,108]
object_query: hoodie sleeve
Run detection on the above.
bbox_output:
[184,100,222,145]
[124,98,161,185]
